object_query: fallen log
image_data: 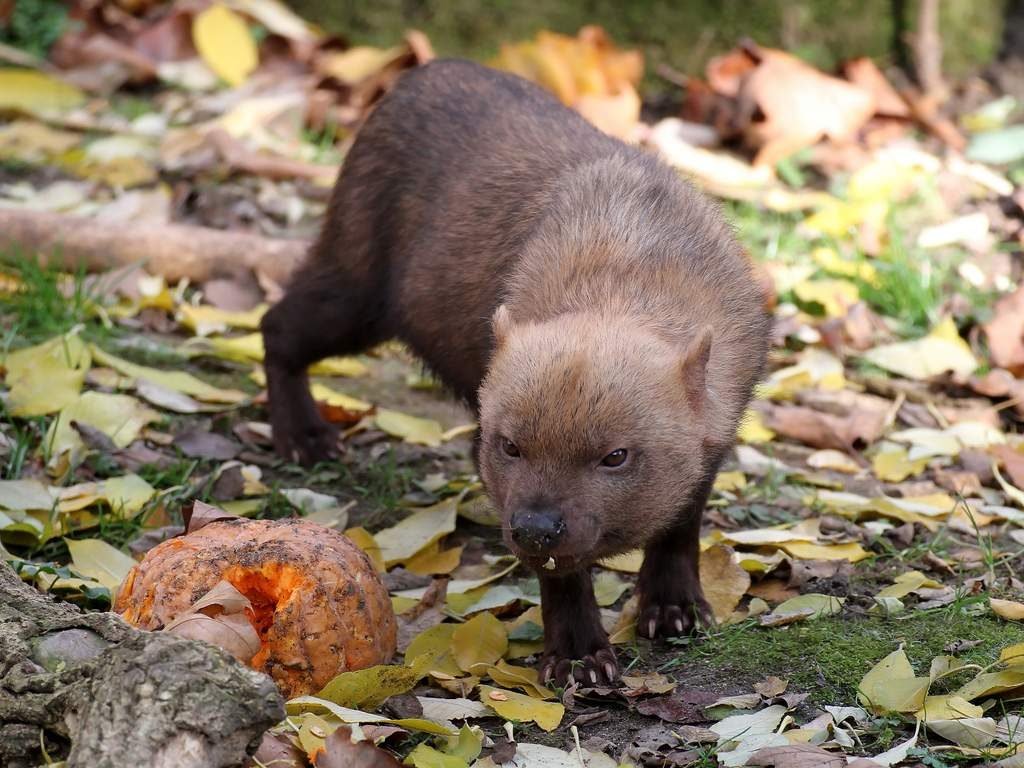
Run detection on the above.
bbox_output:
[0,209,310,285]
[0,563,284,768]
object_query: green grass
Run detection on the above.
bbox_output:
[663,611,1024,707]
[0,0,68,58]
[1,256,104,344]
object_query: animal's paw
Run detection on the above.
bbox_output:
[637,593,714,640]
[540,645,619,687]
[273,418,340,467]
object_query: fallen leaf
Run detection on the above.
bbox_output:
[375,409,445,447]
[4,333,90,417]
[710,704,789,744]
[315,725,402,767]
[315,664,422,710]
[90,345,246,404]
[592,570,630,607]
[374,498,458,567]
[172,429,242,460]
[451,613,508,672]
[699,545,751,623]
[861,317,977,380]
[746,744,845,768]
[47,392,160,460]
[0,480,55,512]
[192,4,259,87]
[479,685,564,732]
[287,697,455,736]
[66,538,137,591]
[858,649,930,714]
[991,598,1024,621]
[404,624,462,678]
[0,69,84,114]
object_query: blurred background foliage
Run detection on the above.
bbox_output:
[286,0,1004,84]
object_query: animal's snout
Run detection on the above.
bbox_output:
[510,509,566,554]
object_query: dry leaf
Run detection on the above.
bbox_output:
[192,4,259,87]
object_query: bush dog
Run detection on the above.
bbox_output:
[262,60,771,685]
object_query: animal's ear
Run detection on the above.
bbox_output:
[492,304,514,346]
[680,325,713,407]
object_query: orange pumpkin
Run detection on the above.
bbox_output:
[114,517,396,698]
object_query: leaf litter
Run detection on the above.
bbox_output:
[2,3,1024,767]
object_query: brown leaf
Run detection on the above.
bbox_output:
[762,402,886,451]
[992,445,1024,488]
[747,744,845,768]
[315,727,402,768]
[247,732,306,768]
[984,284,1024,373]
[753,676,789,698]
[735,45,875,166]
[166,611,261,662]
[396,578,448,653]
[202,276,264,312]
[747,578,800,605]
[634,688,718,724]
[841,58,909,117]
[173,429,242,460]
[182,500,239,533]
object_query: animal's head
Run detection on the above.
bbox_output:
[478,305,718,573]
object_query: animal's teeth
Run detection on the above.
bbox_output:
[543,557,556,570]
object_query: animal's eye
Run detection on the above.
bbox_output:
[501,437,521,458]
[601,449,628,468]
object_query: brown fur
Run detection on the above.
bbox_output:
[261,59,771,684]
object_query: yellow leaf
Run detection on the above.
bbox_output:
[90,344,246,404]
[862,318,977,380]
[192,4,259,87]
[914,695,983,722]
[955,668,1024,701]
[286,696,455,736]
[876,571,942,599]
[309,382,372,412]
[58,474,156,517]
[811,246,878,285]
[872,447,929,482]
[479,685,564,732]
[793,278,860,318]
[344,526,384,571]
[737,409,775,444]
[598,549,644,573]
[481,660,555,699]
[452,613,508,672]
[375,409,445,447]
[47,392,160,460]
[0,480,54,512]
[177,303,268,336]
[801,199,888,238]
[314,663,421,709]
[858,649,931,714]
[593,569,630,607]
[192,332,367,377]
[759,348,846,400]
[404,542,464,576]
[310,356,369,378]
[66,538,137,591]
[406,743,470,768]
[699,545,751,623]
[991,598,1024,621]
[405,624,463,678]
[1000,643,1024,666]
[714,470,747,492]
[770,593,844,620]
[317,45,408,84]
[780,541,870,562]
[4,333,90,417]
[0,69,84,114]
[374,498,458,567]
[806,449,861,474]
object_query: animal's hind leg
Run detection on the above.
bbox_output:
[261,264,381,466]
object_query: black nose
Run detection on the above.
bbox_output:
[510,510,566,554]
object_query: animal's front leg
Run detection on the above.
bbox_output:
[636,485,714,639]
[538,569,619,685]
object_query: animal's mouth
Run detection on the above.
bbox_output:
[518,551,588,575]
